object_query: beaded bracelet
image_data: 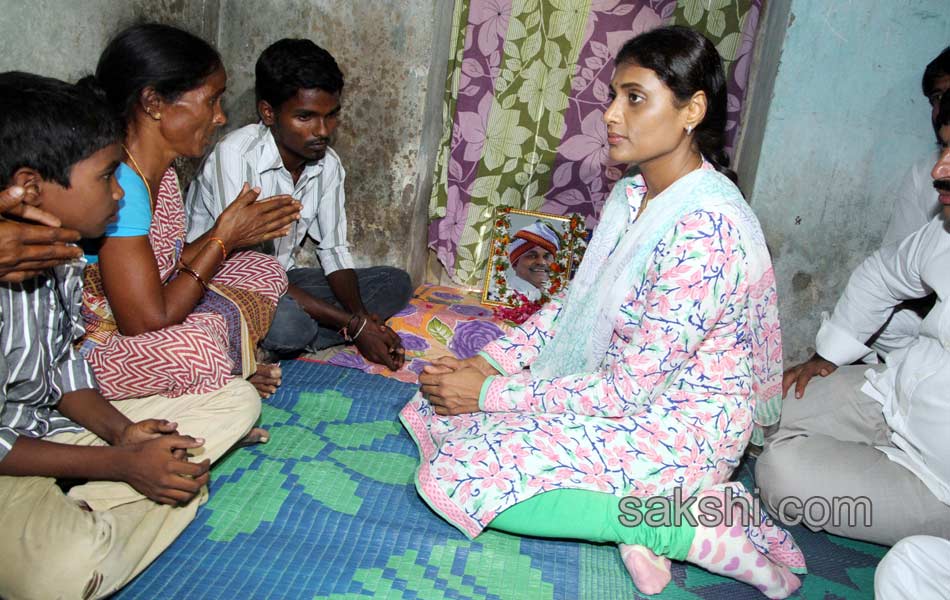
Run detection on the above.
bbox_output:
[207,237,228,263]
[177,263,208,291]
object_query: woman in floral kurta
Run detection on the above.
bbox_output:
[403,162,779,529]
[403,27,802,599]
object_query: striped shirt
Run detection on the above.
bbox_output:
[0,260,93,460]
[185,122,355,274]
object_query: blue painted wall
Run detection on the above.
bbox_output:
[749,0,949,363]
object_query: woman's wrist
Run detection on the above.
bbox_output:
[206,236,228,262]
[177,261,209,291]
[477,375,496,411]
[471,354,502,377]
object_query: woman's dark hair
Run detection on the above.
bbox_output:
[255,38,344,110]
[616,25,737,183]
[0,72,123,187]
[93,23,222,122]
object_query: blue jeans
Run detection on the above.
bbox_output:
[261,266,412,356]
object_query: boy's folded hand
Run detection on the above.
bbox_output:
[115,419,180,446]
[119,434,210,506]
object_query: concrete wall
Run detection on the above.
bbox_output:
[214,0,450,282]
[745,0,949,364]
[0,0,219,82]
[0,0,451,284]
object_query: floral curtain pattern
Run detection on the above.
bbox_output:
[428,0,762,286]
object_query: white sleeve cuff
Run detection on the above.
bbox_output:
[815,311,876,366]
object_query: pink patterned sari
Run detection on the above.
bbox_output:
[80,168,287,400]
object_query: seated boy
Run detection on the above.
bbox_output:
[186,38,411,370]
[0,72,261,599]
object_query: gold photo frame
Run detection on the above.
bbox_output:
[481,207,587,308]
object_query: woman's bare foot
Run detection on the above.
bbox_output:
[250,362,281,398]
[236,426,270,446]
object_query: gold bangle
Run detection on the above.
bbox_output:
[208,237,228,262]
[177,263,208,291]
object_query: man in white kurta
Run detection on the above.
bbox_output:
[831,49,950,360]
[756,93,950,547]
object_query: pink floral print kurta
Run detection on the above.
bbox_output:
[401,174,780,538]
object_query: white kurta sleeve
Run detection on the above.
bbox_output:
[817,219,941,366]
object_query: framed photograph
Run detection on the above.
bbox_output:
[481,207,587,308]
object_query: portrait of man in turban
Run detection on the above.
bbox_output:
[505,221,560,301]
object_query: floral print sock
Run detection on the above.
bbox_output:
[685,483,803,599]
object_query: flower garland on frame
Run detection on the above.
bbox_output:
[489,208,588,325]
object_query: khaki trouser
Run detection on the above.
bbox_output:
[0,378,260,600]
[755,365,950,546]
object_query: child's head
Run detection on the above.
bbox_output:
[0,72,124,238]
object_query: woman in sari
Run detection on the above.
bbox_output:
[80,24,301,408]
[405,27,803,598]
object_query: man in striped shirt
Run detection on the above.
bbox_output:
[187,39,412,370]
[0,73,262,599]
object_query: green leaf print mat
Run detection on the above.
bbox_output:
[117,360,885,599]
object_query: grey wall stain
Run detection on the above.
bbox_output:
[791,271,811,292]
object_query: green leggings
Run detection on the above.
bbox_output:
[488,489,694,560]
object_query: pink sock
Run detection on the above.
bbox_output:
[619,544,672,595]
[685,483,804,599]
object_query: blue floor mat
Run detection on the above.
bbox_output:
[116,360,885,599]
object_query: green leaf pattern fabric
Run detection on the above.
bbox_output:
[428,0,763,286]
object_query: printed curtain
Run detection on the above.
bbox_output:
[428,0,763,286]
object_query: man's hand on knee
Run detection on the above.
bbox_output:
[782,354,837,399]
